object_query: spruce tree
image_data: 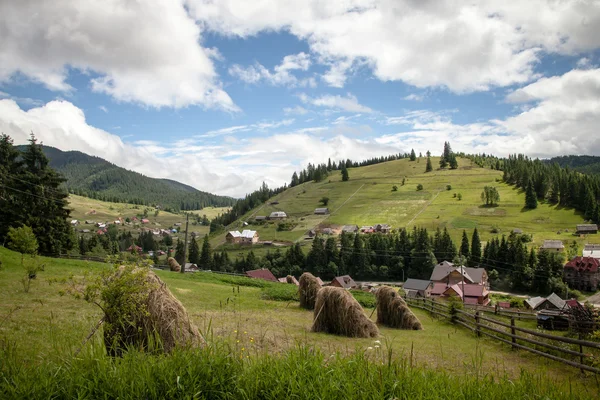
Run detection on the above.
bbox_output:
[341,165,349,181]
[525,180,538,209]
[425,152,433,172]
[0,134,22,243]
[470,228,482,266]
[175,240,185,265]
[459,230,470,260]
[188,235,200,264]
[409,149,416,161]
[199,235,212,269]
[449,153,458,169]
[306,236,326,274]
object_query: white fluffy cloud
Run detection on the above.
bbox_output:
[0,99,401,197]
[228,52,315,87]
[300,93,373,113]
[0,0,236,110]
[187,0,600,92]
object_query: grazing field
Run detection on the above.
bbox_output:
[213,157,588,256]
[68,194,229,237]
[1,247,598,398]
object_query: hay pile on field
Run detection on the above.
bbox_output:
[286,275,296,284]
[299,272,320,310]
[167,257,180,272]
[311,286,379,338]
[103,267,201,356]
[376,286,423,330]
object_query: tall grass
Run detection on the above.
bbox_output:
[0,338,591,399]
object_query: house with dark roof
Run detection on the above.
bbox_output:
[564,256,600,291]
[577,224,598,234]
[582,244,600,259]
[341,225,359,233]
[430,261,489,288]
[246,268,278,282]
[403,279,433,298]
[374,224,392,234]
[540,240,565,252]
[314,208,330,215]
[269,211,287,220]
[330,275,358,289]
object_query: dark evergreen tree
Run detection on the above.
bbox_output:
[409,149,416,161]
[175,240,185,265]
[199,235,212,269]
[425,152,433,172]
[459,230,470,260]
[188,235,200,264]
[306,236,326,274]
[470,228,482,267]
[0,134,22,244]
[449,153,458,169]
[525,180,538,209]
[341,165,349,181]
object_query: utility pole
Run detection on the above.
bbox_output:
[180,213,189,274]
[461,264,465,304]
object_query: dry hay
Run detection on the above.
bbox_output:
[103,267,202,356]
[167,257,180,272]
[286,275,295,284]
[376,286,423,330]
[299,272,320,310]
[311,286,379,338]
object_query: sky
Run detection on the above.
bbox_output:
[1,1,600,198]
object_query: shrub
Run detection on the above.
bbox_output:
[490,225,500,233]
[392,185,398,192]
[457,193,462,201]
[320,197,330,206]
[416,184,423,191]
[446,185,452,191]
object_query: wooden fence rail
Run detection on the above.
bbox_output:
[405,297,600,374]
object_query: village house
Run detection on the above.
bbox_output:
[246,268,278,282]
[70,220,78,226]
[314,208,330,215]
[141,219,150,224]
[269,211,287,220]
[341,225,359,233]
[540,240,565,252]
[85,220,95,225]
[430,282,490,305]
[563,256,600,291]
[114,220,121,225]
[307,229,316,238]
[321,228,334,235]
[226,230,259,245]
[430,261,489,288]
[360,226,374,234]
[576,224,598,235]
[374,224,392,234]
[330,275,358,289]
[403,279,434,298]
[525,293,567,311]
[582,244,600,258]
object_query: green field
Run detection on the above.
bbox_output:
[1,247,598,398]
[68,194,230,237]
[212,157,588,257]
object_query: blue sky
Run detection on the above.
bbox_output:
[1,1,600,197]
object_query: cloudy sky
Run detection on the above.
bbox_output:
[1,0,600,197]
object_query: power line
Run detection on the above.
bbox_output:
[0,183,69,206]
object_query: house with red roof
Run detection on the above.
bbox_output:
[430,282,490,305]
[564,256,600,291]
[245,268,278,282]
[330,275,358,289]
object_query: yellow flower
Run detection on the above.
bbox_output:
[236,340,240,343]
[234,330,238,333]
[241,348,245,351]
[244,331,247,334]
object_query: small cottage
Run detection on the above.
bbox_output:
[314,208,330,215]
[403,279,433,298]
[269,211,287,220]
[330,275,358,289]
[540,240,564,252]
[341,225,359,233]
[525,293,567,311]
[246,268,278,282]
[582,244,600,258]
[576,224,598,235]
[374,224,392,234]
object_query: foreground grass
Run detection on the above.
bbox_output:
[1,340,592,399]
[1,247,599,397]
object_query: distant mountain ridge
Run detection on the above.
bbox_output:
[18,145,235,210]
[546,155,600,175]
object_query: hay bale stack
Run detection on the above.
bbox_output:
[286,275,295,284]
[103,268,201,356]
[299,272,320,310]
[376,286,423,330]
[167,257,180,272]
[311,286,379,338]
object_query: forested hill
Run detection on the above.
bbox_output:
[546,155,600,176]
[20,145,235,210]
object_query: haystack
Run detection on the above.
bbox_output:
[299,272,320,310]
[167,257,180,272]
[376,286,423,330]
[311,286,379,338]
[103,267,201,356]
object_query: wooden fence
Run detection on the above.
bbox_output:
[405,297,600,374]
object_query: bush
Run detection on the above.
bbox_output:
[446,185,452,191]
[491,225,500,233]
[320,197,330,206]
[416,184,423,191]
[277,222,298,231]
[457,193,462,200]
[392,185,398,192]
[261,284,299,302]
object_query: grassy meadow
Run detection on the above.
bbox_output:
[212,157,588,257]
[1,246,599,398]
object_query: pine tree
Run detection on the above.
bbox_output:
[188,236,200,264]
[409,149,416,161]
[459,230,470,260]
[525,180,538,209]
[199,235,212,269]
[449,153,458,169]
[14,134,73,255]
[470,228,481,267]
[175,240,185,265]
[439,156,448,169]
[290,172,299,187]
[0,134,22,243]
[306,236,326,274]
[425,153,433,172]
[341,165,349,181]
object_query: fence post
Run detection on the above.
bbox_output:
[511,317,516,350]
[475,311,481,337]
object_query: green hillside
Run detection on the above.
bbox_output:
[214,156,586,250]
[20,145,235,210]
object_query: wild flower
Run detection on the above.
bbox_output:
[374,340,381,345]
[367,347,373,351]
